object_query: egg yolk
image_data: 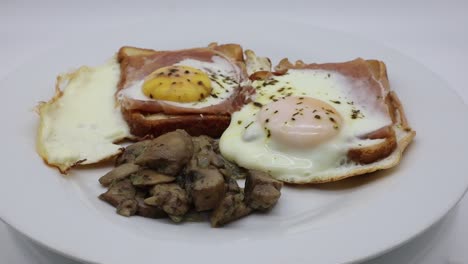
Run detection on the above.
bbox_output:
[142,66,212,102]
[258,96,343,148]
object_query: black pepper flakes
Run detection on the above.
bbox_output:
[265,118,270,123]
[314,115,321,119]
[351,109,364,119]
[244,121,254,129]
[237,120,242,125]
[253,102,263,108]
[273,110,279,114]
[330,100,341,104]
[329,117,336,123]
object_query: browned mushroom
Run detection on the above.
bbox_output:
[244,170,283,210]
[210,192,252,227]
[189,169,226,212]
[145,183,190,217]
[98,163,140,187]
[135,130,194,175]
[99,179,136,207]
[130,170,175,187]
[117,199,138,217]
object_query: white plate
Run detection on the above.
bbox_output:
[1,13,467,264]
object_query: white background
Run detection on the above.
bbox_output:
[1,0,467,263]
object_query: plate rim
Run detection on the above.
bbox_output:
[1,14,468,264]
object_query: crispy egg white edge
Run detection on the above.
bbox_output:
[36,57,130,173]
[219,69,410,183]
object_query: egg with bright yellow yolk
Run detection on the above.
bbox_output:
[142,66,212,102]
[118,56,242,109]
[219,69,393,183]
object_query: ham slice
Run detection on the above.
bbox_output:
[275,58,391,122]
[117,45,252,115]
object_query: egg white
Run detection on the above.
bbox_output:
[220,69,392,181]
[37,58,130,172]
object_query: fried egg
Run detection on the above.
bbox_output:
[219,69,394,183]
[117,56,242,108]
[36,58,130,173]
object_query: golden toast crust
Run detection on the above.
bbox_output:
[122,110,231,139]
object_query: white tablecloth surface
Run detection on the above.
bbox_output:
[1,1,467,263]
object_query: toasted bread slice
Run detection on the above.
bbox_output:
[117,43,250,138]
[269,58,415,183]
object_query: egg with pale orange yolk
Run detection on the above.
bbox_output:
[258,96,343,148]
[219,69,393,183]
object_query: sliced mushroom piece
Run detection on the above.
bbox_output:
[117,199,138,217]
[135,130,194,175]
[191,136,224,169]
[168,215,184,223]
[115,140,152,165]
[99,179,136,207]
[225,176,241,194]
[219,158,248,179]
[99,163,140,187]
[130,170,176,187]
[135,192,166,218]
[244,170,283,211]
[145,183,190,216]
[190,169,226,212]
[210,192,252,227]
